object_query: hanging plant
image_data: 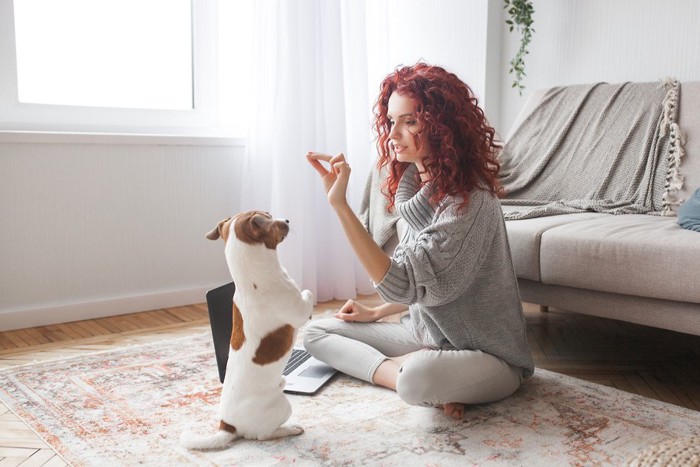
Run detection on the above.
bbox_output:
[504,0,535,95]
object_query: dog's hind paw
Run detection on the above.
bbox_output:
[257,424,304,441]
[180,430,239,450]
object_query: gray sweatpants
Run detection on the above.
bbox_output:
[303,317,524,407]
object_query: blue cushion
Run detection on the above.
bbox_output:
[678,187,700,232]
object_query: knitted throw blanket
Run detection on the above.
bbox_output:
[499,79,685,220]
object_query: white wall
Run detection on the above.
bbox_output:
[365,0,490,106]
[0,136,243,330]
[498,0,700,137]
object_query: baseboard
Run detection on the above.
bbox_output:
[0,287,214,332]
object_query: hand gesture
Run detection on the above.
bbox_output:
[334,299,379,322]
[306,152,351,209]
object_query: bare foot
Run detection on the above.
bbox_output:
[442,402,465,420]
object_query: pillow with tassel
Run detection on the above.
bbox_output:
[678,187,700,232]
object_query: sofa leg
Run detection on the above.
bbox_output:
[539,305,549,313]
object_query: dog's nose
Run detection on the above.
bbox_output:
[285,219,289,224]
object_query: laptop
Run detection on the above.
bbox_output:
[205,282,337,394]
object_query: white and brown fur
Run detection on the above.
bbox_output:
[181,211,314,450]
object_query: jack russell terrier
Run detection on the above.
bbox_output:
[181,211,314,450]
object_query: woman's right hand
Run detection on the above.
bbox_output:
[335,299,379,322]
[306,152,352,210]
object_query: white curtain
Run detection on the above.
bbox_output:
[237,0,490,302]
[240,0,376,301]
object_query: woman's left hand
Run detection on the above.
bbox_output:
[334,299,379,322]
[306,152,351,209]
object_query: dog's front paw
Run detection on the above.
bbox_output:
[302,290,314,318]
[302,289,314,302]
[289,425,304,436]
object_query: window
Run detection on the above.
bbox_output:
[14,0,193,110]
[0,0,223,136]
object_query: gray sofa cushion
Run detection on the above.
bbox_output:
[504,209,607,281]
[539,214,700,303]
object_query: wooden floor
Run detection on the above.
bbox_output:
[1,297,699,465]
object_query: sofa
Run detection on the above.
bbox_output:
[501,81,700,336]
[363,80,700,337]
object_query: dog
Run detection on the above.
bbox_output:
[180,211,314,450]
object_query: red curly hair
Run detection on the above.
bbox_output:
[373,63,502,211]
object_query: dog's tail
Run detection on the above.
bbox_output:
[180,422,240,451]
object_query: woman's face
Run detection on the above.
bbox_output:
[387,92,428,166]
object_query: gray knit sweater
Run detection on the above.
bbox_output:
[375,165,534,377]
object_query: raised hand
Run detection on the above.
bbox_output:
[306,152,351,209]
[306,151,392,284]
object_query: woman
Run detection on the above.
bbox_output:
[306,63,533,420]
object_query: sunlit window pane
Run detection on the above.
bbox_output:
[13,0,193,110]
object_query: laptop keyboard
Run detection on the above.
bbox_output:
[284,349,311,376]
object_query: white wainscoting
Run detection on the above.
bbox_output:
[0,136,244,331]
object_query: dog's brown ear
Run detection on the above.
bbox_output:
[206,217,231,241]
[251,213,272,230]
[205,225,220,240]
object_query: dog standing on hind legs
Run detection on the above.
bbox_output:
[181,211,315,450]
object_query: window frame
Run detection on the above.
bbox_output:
[0,0,222,137]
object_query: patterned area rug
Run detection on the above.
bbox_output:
[2,331,700,466]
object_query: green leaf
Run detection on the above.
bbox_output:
[504,0,534,95]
